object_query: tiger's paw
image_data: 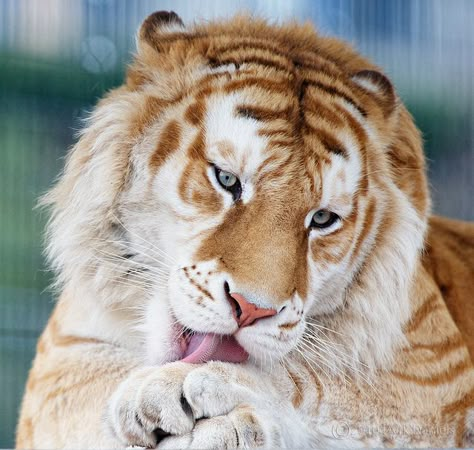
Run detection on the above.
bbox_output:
[158,404,282,449]
[107,361,260,448]
[181,361,258,419]
[107,361,306,448]
[107,362,196,448]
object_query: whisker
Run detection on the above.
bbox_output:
[82,270,155,293]
[111,213,177,264]
[91,237,174,270]
[300,341,351,386]
[82,263,169,289]
[303,325,375,382]
[94,247,170,277]
[91,261,169,287]
[304,319,349,338]
[304,329,348,351]
[303,323,375,377]
[297,339,350,385]
[295,349,328,390]
[87,263,168,289]
[301,337,381,398]
[280,357,304,400]
[301,333,374,380]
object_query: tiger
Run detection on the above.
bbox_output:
[16,11,474,449]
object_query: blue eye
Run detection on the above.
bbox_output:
[310,209,340,228]
[218,170,237,188]
[214,166,242,201]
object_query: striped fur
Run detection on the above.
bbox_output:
[17,12,473,448]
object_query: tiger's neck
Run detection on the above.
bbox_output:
[53,288,145,354]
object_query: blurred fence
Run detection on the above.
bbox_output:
[1,0,473,447]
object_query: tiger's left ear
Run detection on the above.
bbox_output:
[137,11,186,52]
[352,70,397,116]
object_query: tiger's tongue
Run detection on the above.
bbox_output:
[181,333,248,364]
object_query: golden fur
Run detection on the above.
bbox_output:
[423,216,474,360]
[17,12,473,448]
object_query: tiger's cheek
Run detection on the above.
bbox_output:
[178,157,223,217]
[309,211,358,272]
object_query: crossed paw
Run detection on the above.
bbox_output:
[107,361,286,449]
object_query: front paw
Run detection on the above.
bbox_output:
[159,404,282,449]
[107,362,195,448]
[182,362,254,419]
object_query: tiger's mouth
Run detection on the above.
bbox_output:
[178,328,248,364]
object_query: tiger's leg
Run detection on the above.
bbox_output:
[16,309,141,449]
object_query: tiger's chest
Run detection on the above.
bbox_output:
[304,349,474,447]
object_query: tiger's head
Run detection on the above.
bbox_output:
[44,12,430,373]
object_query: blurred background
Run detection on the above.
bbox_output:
[0,0,473,446]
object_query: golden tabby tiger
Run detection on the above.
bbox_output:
[16,12,474,448]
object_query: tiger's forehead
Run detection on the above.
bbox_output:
[204,93,297,193]
[205,94,271,178]
[201,89,363,206]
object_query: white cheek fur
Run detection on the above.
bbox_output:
[309,220,343,237]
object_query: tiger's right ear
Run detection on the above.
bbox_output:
[351,70,397,117]
[137,11,186,52]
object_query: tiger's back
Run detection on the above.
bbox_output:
[424,215,474,361]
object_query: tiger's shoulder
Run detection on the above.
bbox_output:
[423,215,474,360]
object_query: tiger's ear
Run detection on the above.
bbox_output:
[137,11,186,51]
[352,69,397,116]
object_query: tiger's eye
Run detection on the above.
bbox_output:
[218,170,237,188]
[310,209,339,228]
[213,166,242,201]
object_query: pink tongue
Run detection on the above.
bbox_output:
[181,333,248,364]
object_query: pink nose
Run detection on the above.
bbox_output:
[229,293,277,328]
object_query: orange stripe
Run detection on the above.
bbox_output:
[454,414,466,447]
[349,197,376,265]
[52,334,105,348]
[299,359,323,415]
[443,387,474,446]
[48,315,106,348]
[392,358,472,386]
[279,321,300,331]
[36,335,47,354]
[16,417,33,449]
[405,293,441,333]
[302,93,346,128]
[286,368,304,408]
[257,153,293,185]
[305,79,367,118]
[212,55,291,73]
[212,41,290,61]
[405,334,466,361]
[442,386,474,417]
[42,364,132,403]
[149,120,182,172]
[185,100,206,126]
[294,53,342,77]
[303,123,348,158]
[236,104,292,122]
[224,77,292,94]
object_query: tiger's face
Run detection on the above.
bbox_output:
[130,85,371,365]
[47,12,429,371]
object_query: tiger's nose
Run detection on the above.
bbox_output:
[228,292,277,328]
